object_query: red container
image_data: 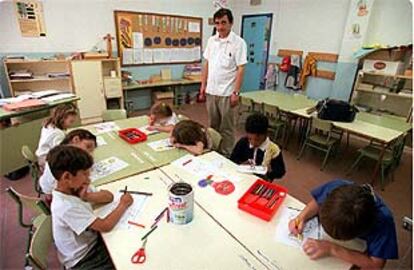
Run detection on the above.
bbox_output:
[118,128,147,144]
[238,179,288,221]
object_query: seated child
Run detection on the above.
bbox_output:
[230,113,286,181]
[170,120,211,155]
[48,145,133,269]
[147,102,179,133]
[289,179,398,269]
[39,129,97,195]
[36,103,78,167]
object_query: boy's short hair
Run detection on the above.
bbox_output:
[47,145,94,180]
[245,113,269,135]
[172,120,208,146]
[150,102,173,118]
[214,8,234,24]
[61,129,97,147]
[319,184,377,240]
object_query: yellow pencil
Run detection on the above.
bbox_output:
[295,218,303,241]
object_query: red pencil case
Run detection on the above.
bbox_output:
[238,179,287,221]
[118,128,147,144]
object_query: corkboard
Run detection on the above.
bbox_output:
[114,10,203,67]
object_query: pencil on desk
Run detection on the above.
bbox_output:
[295,218,303,241]
[119,190,153,196]
[124,185,127,195]
[128,221,145,228]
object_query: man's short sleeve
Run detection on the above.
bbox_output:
[235,39,247,66]
[203,38,211,60]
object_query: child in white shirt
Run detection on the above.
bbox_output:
[39,129,97,196]
[147,102,179,133]
[36,103,78,168]
[48,145,133,269]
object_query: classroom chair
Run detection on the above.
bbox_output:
[262,103,287,144]
[207,127,223,152]
[6,187,50,267]
[297,117,343,170]
[346,136,405,190]
[21,145,42,197]
[102,109,127,122]
[237,96,254,124]
[26,216,53,270]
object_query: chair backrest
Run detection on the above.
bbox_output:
[102,109,127,122]
[262,103,279,119]
[21,145,42,195]
[6,187,50,228]
[311,117,332,133]
[207,127,223,151]
[27,216,53,270]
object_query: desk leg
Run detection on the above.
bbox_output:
[371,142,386,186]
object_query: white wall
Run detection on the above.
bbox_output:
[0,0,215,53]
[365,0,413,46]
[230,0,351,55]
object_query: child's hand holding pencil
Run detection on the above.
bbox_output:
[288,217,304,240]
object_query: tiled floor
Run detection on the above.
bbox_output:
[1,103,412,269]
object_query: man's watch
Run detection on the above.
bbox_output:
[232,92,240,96]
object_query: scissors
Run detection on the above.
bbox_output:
[131,239,147,264]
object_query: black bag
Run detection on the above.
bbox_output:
[316,98,358,122]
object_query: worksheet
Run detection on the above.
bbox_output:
[274,207,322,248]
[147,138,174,152]
[96,136,107,146]
[237,165,268,175]
[90,157,129,182]
[95,193,148,230]
[93,122,120,135]
[138,125,160,135]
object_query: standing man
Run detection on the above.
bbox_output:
[200,8,247,156]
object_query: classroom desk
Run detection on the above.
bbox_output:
[160,151,365,270]
[95,169,264,270]
[0,97,79,175]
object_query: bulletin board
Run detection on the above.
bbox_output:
[114,10,203,67]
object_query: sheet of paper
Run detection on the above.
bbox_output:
[133,49,143,64]
[274,207,322,248]
[96,136,107,146]
[41,93,75,103]
[237,165,267,175]
[147,138,174,152]
[143,49,153,64]
[90,157,129,182]
[93,122,120,135]
[188,21,200,33]
[123,48,134,65]
[133,32,144,48]
[95,193,148,230]
[138,125,160,135]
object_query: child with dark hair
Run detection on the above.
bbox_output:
[289,179,398,269]
[170,120,211,155]
[49,145,133,270]
[230,113,285,181]
[147,102,178,133]
[40,129,97,195]
[36,103,78,167]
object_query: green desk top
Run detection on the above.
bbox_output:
[356,112,412,133]
[0,97,80,121]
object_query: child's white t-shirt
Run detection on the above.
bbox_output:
[157,112,179,126]
[39,162,56,194]
[51,190,98,269]
[35,125,65,161]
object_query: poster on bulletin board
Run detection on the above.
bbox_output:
[114,10,203,66]
[14,0,47,37]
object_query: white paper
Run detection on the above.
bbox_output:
[133,32,144,48]
[147,138,175,152]
[237,165,267,175]
[41,93,75,103]
[93,122,120,135]
[143,49,153,64]
[123,48,134,65]
[95,193,148,230]
[90,157,129,182]
[133,49,144,64]
[96,136,107,146]
[274,207,322,248]
[188,21,200,33]
[31,89,60,98]
[138,125,160,135]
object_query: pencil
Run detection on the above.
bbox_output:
[141,225,158,241]
[295,219,303,241]
[119,190,153,196]
[128,221,145,228]
[124,185,127,195]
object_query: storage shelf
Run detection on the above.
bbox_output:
[356,88,412,99]
[10,76,71,83]
[362,71,413,80]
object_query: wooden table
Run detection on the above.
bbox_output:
[160,151,365,270]
[95,169,264,270]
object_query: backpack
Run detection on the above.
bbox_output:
[316,98,358,122]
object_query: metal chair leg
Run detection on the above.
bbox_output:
[297,140,308,160]
[321,148,331,171]
[346,153,363,176]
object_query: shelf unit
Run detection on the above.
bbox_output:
[4,59,74,96]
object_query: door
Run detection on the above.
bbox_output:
[241,14,272,91]
[72,61,106,123]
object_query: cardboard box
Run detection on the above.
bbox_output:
[153,91,174,107]
[363,60,404,75]
[365,49,405,61]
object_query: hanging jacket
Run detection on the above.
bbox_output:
[299,54,317,89]
[284,55,302,90]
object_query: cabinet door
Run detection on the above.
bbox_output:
[72,61,106,122]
